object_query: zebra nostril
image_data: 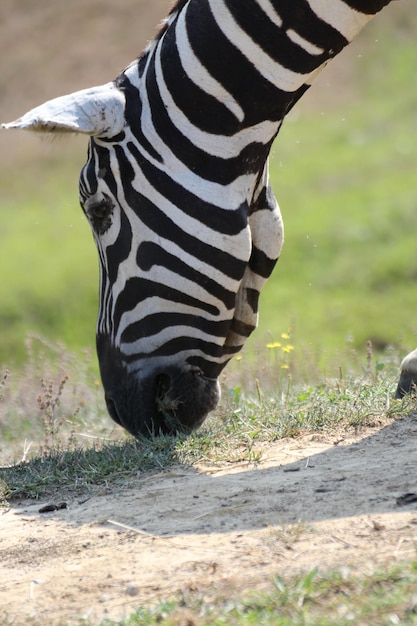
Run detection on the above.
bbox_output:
[154,373,181,422]
[155,372,171,397]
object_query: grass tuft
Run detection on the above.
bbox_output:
[0,435,186,501]
[76,561,417,625]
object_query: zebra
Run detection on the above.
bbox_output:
[3,0,417,437]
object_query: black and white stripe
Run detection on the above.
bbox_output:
[7,0,414,436]
[80,1,390,374]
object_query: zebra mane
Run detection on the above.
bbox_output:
[152,0,189,46]
[136,0,188,70]
[165,0,190,25]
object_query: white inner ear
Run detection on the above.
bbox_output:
[2,82,126,138]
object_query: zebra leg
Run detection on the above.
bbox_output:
[395,348,417,398]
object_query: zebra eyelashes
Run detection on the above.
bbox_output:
[84,194,114,235]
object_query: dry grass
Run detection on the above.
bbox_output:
[0,335,120,466]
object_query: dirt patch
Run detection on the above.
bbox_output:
[1,414,417,624]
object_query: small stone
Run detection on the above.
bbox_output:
[99,594,112,603]
[126,582,139,597]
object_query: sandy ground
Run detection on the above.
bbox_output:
[1,414,417,625]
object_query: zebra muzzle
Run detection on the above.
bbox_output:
[153,369,220,436]
[103,366,220,439]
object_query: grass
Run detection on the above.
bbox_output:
[260,19,417,355]
[0,437,180,500]
[0,143,98,362]
[0,335,107,461]
[92,563,417,625]
[0,336,414,500]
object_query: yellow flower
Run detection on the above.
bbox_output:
[281,364,289,369]
[266,341,282,349]
[282,344,294,353]
[235,355,243,361]
[281,332,290,340]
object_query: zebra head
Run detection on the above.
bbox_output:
[3,72,282,438]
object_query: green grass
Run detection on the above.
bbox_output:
[122,564,417,625]
[1,384,406,501]
[258,22,417,356]
[89,563,417,625]
[0,142,98,363]
[0,437,180,500]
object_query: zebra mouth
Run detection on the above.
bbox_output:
[153,369,220,435]
[103,368,220,439]
[154,373,185,434]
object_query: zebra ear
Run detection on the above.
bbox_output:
[2,82,125,137]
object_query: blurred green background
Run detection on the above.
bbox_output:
[0,0,416,368]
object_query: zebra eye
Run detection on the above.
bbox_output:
[86,197,114,235]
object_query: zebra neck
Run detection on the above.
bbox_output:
[118,0,392,189]
[143,0,392,129]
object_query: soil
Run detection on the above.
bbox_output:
[1,414,417,625]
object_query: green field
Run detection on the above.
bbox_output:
[260,30,417,360]
[0,10,416,369]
